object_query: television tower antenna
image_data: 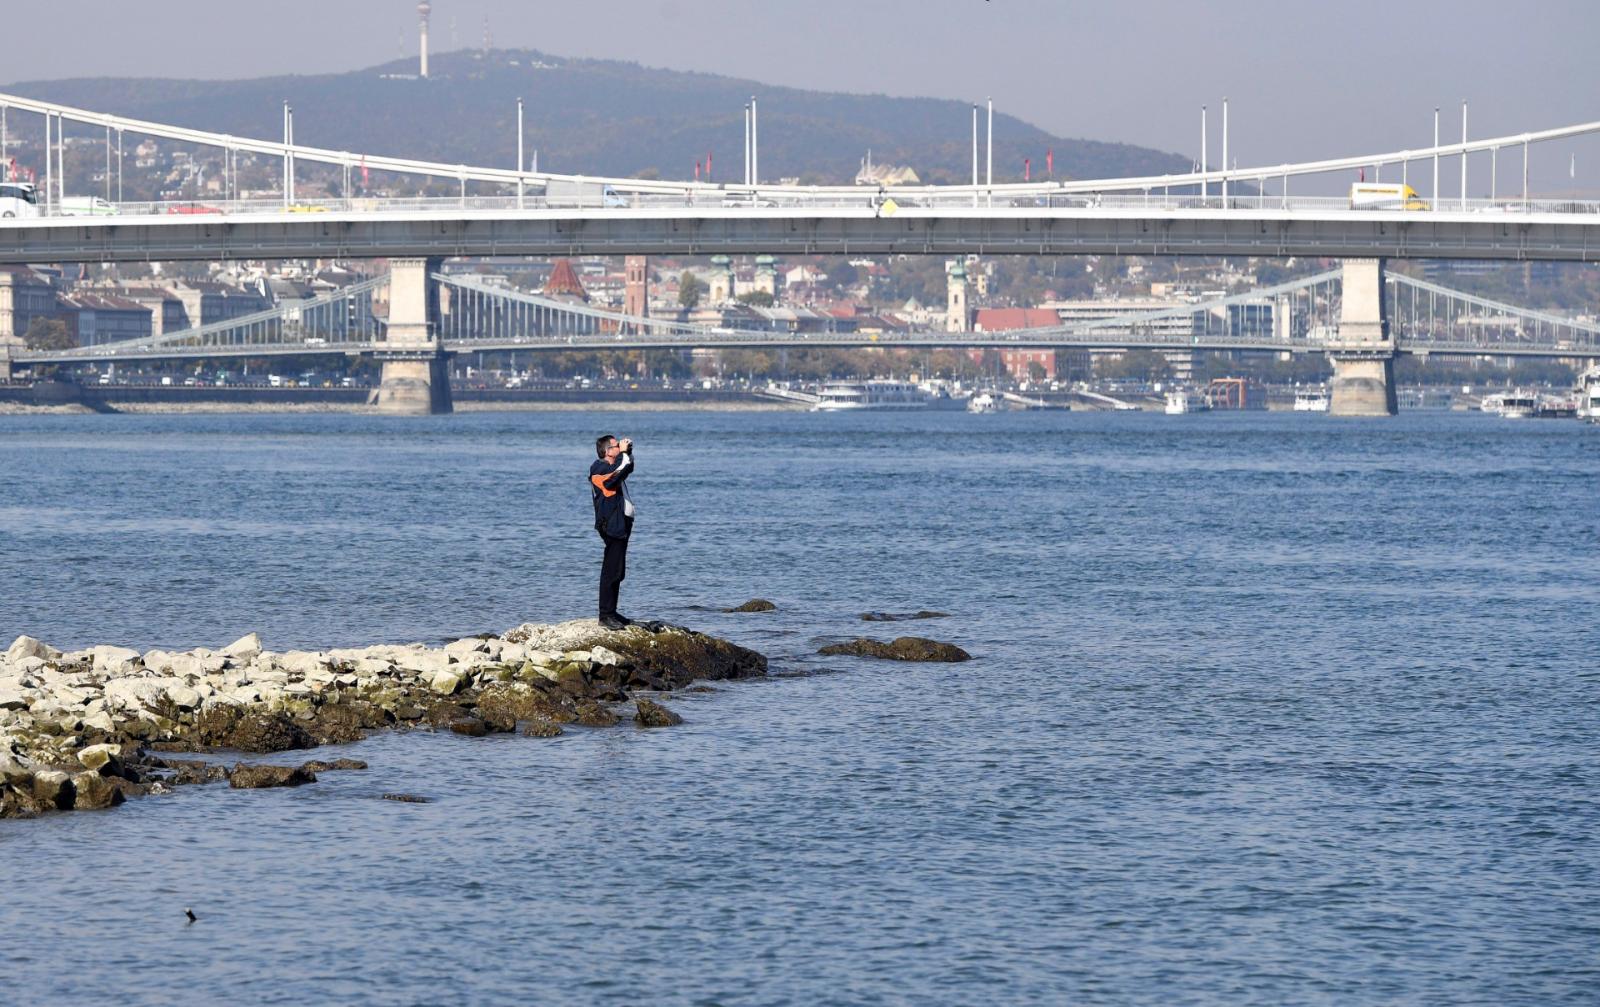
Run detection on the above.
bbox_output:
[417,2,432,78]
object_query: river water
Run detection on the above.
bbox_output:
[1,409,1596,1005]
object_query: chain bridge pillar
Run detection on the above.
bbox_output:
[372,257,453,415]
[0,342,14,382]
[1328,258,1398,417]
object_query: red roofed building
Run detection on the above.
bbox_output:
[543,259,588,302]
[970,308,1060,379]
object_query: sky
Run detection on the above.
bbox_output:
[3,0,1598,192]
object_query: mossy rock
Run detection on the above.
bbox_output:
[816,636,971,662]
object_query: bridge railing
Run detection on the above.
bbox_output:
[11,193,1600,222]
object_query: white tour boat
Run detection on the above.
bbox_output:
[1164,389,1210,414]
[1578,366,1600,423]
[1293,388,1331,412]
[967,391,1002,414]
[1497,391,1537,419]
[811,380,931,411]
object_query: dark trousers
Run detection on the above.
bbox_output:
[598,532,629,617]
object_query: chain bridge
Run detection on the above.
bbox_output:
[10,260,1595,416]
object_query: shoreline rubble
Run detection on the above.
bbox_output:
[1,620,763,819]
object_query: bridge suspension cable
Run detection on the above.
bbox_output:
[4,87,1599,203]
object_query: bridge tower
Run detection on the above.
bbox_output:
[1329,258,1398,417]
[372,257,453,415]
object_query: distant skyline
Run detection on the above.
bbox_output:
[4,0,1599,191]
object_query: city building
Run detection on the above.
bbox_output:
[54,292,153,347]
[971,307,1061,379]
[0,266,61,343]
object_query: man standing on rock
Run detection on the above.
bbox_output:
[590,434,636,630]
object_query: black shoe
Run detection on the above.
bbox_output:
[598,614,628,631]
[612,613,634,626]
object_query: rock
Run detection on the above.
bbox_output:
[92,645,142,672]
[575,700,621,728]
[382,793,429,803]
[444,637,487,658]
[587,645,625,667]
[104,679,166,714]
[31,770,75,810]
[398,651,452,676]
[634,698,683,728]
[521,719,564,738]
[223,633,263,660]
[725,598,777,613]
[226,713,314,753]
[859,610,949,622]
[447,716,489,738]
[150,757,230,786]
[164,683,202,710]
[427,669,466,696]
[77,743,123,774]
[71,771,125,810]
[7,636,61,664]
[229,763,316,789]
[0,687,28,711]
[512,622,768,691]
[299,758,368,773]
[279,651,330,676]
[816,636,971,662]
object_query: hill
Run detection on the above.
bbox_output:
[4,48,1189,188]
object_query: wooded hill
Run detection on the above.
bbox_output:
[6,48,1189,187]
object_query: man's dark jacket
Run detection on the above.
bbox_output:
[589,450,634,539]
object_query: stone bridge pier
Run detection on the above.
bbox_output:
[372,257,453,415]
[1329,258,1398,417]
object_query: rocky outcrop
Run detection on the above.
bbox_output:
[634,698,683,728]
[725,599,777,613]
[1,620,766,819]
[817,637,972,662]
[229,764,316,789]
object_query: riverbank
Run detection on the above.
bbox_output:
[0,622,766,818]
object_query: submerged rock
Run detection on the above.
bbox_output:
[725,598,777,613]
[634,698,683,728]
[229,764,316,789]
[521,719,564,738]
[447,716,490,738]
[574,700,621,728]
[300,758,368,773]
[817,637,971,662]
[382,793,430,803]
[859,610,949,622]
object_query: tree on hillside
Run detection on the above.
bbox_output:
[1097,350,1171,383]
[24,317,75,351]
[736,290,775,307]
[679,272,705,310]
